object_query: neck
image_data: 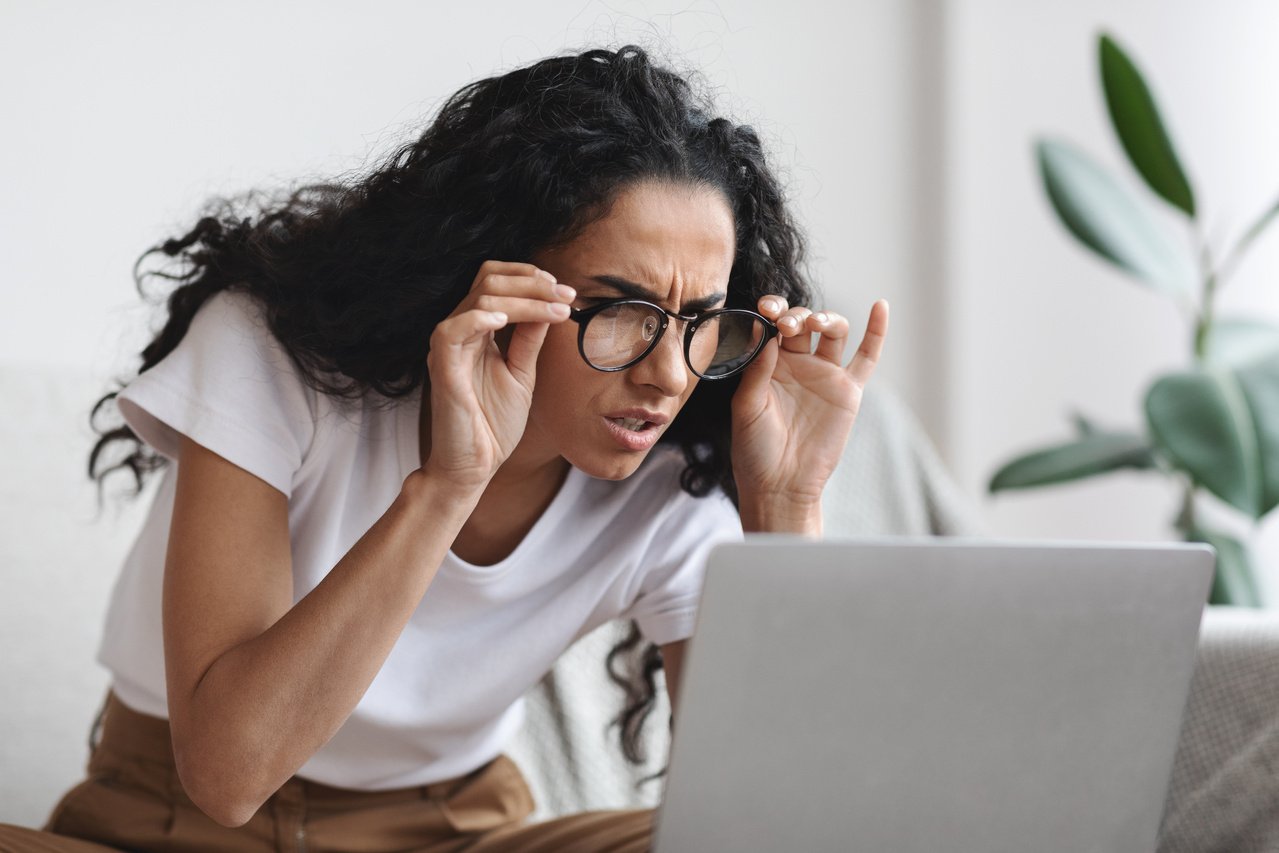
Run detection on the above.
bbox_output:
[419,392,570,565]
[456,452,571,566]
[485,445,571,502]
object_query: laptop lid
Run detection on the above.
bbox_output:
[653,537,1213,853]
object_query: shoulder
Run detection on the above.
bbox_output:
[180,288,318,408]
[121,287,290,397]
[115,288,324,488]
[188,288,276,347]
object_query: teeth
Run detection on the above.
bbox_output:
[613,417,648,432]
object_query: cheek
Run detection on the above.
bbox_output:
[530,324,597,412]
[536,322,586,379]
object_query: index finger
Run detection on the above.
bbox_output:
[846,299,889,386]
[473,259,553,283]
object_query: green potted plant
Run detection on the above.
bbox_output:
[989,32,1279,606]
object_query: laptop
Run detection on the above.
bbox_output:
[652,537,1214,853]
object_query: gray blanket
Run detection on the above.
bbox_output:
[1159,607,1279,853]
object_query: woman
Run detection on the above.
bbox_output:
[0,45,887,852]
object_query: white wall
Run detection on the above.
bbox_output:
[941,0,1279,598]
[5,5,1279,622]
[5,1,1279,589]
[0,0,925,409]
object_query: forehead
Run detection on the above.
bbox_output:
[545,181,736,301]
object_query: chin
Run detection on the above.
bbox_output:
[565,449,652,481]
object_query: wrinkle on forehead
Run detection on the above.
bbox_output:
[586,273,726,314]
[574,180,736,306]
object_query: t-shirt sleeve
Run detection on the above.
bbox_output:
[624,488,743,647]
[115,290,316,497]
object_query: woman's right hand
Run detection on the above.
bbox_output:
[422,260,575,490]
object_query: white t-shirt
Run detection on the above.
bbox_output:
[99,289,743,790]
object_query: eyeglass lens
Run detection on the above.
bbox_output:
[580,303,768,378]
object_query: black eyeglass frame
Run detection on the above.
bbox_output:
[567,298,779,380]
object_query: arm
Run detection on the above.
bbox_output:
[730,297,890,532]
[167,262,573,827]
[165,435,479,827]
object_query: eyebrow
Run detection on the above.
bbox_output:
[587,275,727,314]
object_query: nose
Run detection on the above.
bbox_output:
[629,318,693,397]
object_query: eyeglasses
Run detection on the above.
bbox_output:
[568,298,778,380]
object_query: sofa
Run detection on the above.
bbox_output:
[2,363,1277,851]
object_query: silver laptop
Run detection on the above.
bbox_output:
[653,537,1213,853]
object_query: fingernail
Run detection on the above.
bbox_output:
[815,312,829,324]
[549,302,571,318]
[555,284,576,300]
[539,270,557,284]
[762,297,781,313]
[780,316,798,328]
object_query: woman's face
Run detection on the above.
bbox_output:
[524,180,737,480]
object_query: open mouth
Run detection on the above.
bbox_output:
[602,414,664,451]
[609,416,654,432]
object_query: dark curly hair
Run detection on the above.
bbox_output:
[88,44,811,776]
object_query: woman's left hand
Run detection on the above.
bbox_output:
[730,296,890,534]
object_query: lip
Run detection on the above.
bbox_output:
[603,408,670,425]
[600,409,669,452]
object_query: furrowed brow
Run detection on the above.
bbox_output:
[589,275,727,314]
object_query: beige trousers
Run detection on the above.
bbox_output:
[0,693,652,852]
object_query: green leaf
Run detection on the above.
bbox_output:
[988,432,1157,493]
[1145,353,1279,519]
[1185,525,1262,607]
[1204,317,1279,368]
[1237,354,1279,512]
[1099,33,1196,217]
[1037,138,1196,299]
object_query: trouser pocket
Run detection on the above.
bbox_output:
[44,760,177,852]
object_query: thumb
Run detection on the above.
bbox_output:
[505,321,551,384]
[732,337,778,420]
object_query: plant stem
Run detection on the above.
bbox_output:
[1176,480,1197,536]
[1193,232,1217,363]
[1194,272,1217,362]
